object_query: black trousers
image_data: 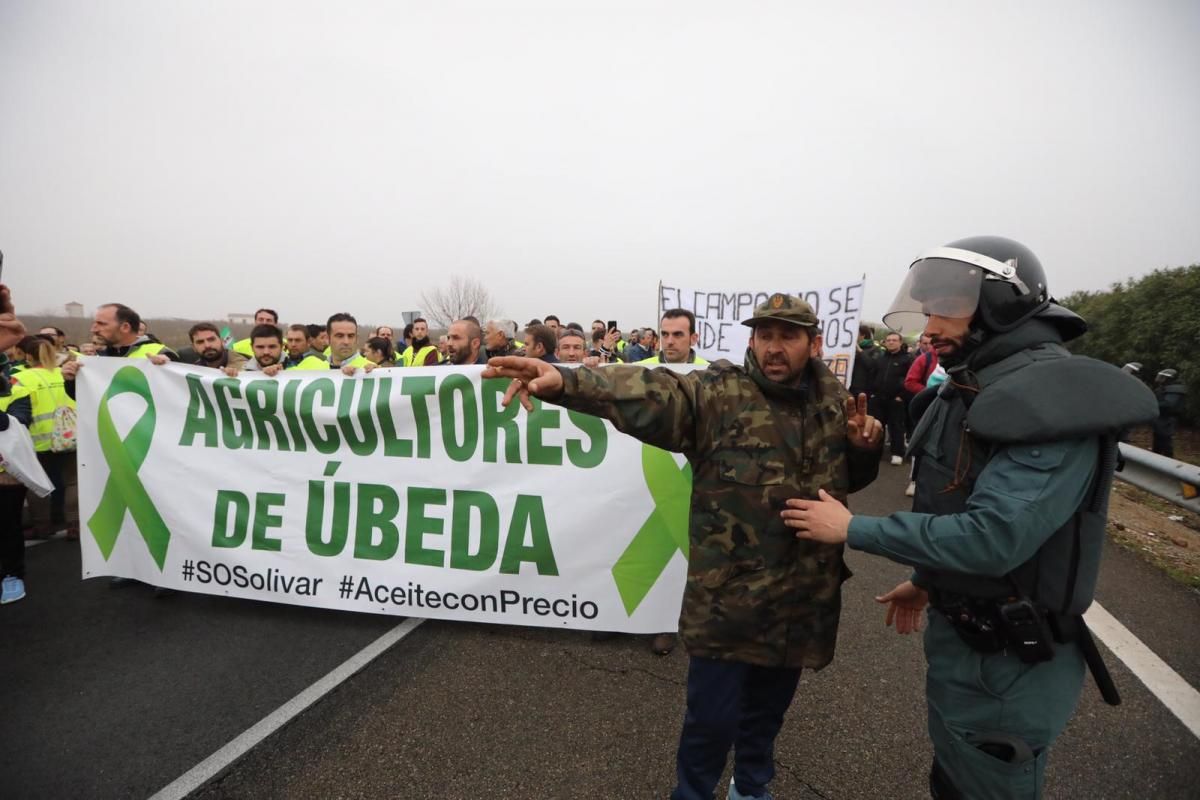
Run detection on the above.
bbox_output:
[671,657,802,800]
[37,451,69,525]
[873,396,908,457]
[0,485,29,578]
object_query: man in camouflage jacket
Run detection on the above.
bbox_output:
[485,293,883,800]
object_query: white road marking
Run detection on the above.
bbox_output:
[147,617,426,800]
[1086,601,1200,739]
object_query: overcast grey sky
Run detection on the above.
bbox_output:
[2,0,1197,330]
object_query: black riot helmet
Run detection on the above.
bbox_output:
[884,236,1051,334]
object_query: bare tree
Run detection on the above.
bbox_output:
[419,275,500,328]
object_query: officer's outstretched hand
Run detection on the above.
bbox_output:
[483,356,564,411]
[845,393,883,450]
[781,489,851,544]
[875,580,928,635]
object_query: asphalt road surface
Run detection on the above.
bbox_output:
[3,464,1198,799]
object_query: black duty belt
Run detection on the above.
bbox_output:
[931,591,1121,706]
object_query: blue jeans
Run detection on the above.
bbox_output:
[671,656,802,800]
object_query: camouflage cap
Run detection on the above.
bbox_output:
[742,293,819,328]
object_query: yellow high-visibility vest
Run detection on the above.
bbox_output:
[401,345,441,367]
[635,353,709,366]
[126,342,169,359]
[11,367,75,453]
[331,353,371,370]
[287,355,329,371]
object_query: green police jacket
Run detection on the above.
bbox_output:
[847,309,1156,617]
[556,352,880,669]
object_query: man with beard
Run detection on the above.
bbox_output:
[226,324,287,376]
[179,323,244,371]
[783,237,1157,800]
[443,319,487,365]
[486,294,883,800]
[232,308,279,358]
[62,303,178,390]
[401,318,441,366]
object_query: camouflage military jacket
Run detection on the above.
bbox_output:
[557,353,880,669]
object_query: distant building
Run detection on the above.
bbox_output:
[227,312,255,325]
[65,301,84,318]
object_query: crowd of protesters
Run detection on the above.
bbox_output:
[0,302,701,628]
[1,299,1187,612]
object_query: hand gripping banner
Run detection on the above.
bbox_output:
[88,366,173,570]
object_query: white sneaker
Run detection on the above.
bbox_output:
[890,455,903,466]
[729,778,773,800]
[905,481,916,497]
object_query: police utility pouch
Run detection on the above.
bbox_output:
[997,599,1054,663]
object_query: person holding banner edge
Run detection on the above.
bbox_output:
[485,293,883,800]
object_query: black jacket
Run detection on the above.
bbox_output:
[873,349,914,401]
[850,344,881,396]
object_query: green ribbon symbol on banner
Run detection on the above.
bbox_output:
[611,445,692,615]
[88,366,172,570]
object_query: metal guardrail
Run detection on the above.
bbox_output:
[1116,443,1200,514]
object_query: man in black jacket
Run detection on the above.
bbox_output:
[872,331,913,465]
[850,324,881,402]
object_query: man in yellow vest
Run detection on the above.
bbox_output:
[224,325,290,376]
[635,309,710,367]
[327,312,372,374]
[232,308,279,358]
[400,317,441,367]
[62,304,177,388]
[283,324,329,370]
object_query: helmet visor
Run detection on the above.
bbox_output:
[882,257,984,334]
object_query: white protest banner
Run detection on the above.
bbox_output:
[658,279,866,385]
[76,359,690,632]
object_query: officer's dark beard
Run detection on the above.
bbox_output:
[412,337,431,349]
[935,324,986,369]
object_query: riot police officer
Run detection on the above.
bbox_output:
[781,236,1157,799]
[1151,368,1187,457]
